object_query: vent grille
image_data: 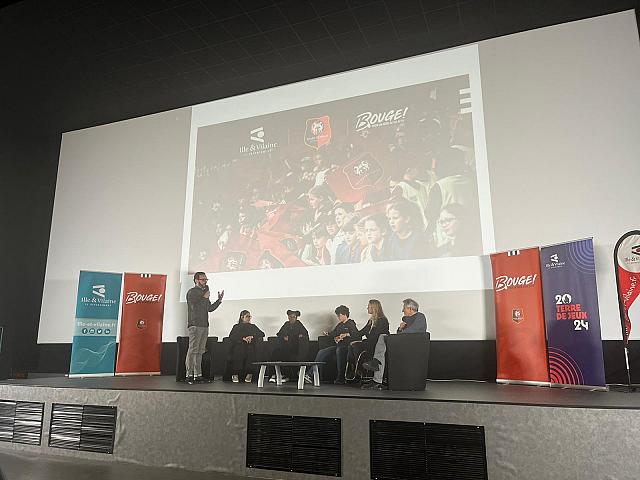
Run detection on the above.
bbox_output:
[0,400,44,445]
[49,403,116,454]
[370,420,487,480]
[247,413,341,477]
[426,423,487,480]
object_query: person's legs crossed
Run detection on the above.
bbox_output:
[372,334,388,384]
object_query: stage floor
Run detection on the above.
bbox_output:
[2,375,639,410]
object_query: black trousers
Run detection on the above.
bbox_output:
[230,341,257,376]
[270,338,310,377]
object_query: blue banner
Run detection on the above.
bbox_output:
[540,239,606,388]
[70,271,122,377]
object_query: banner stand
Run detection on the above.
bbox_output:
[496,379,550,387]
[613,230,640,393]
[549,383,608,392]
[115,273,167,376]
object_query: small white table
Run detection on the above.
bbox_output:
[253,361,323,390]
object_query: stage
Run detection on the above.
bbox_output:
[1,376,640,479]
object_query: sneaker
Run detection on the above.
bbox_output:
[194,375,204,383]
[334,378,346,385]
[232,375,239,383]
[245,374,253,383]
[304,374,313,384]
[362,359,381,372]
[361,381,386,390]
[269,375,277,383]
[281,376,289,383]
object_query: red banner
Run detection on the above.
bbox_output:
[490,248,549,384]
[115,273,167,375]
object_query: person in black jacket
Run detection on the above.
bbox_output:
[269,309,309,382]
[228,310,265,383]
[346,299,390,380]
[314,305,359,384]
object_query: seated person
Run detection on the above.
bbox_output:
[362,298,427,390]
[313,305,359,384]
[228,310,265,383]
[269,309,310,383]
[346,299,390,379]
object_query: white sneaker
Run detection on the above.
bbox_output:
[281,376,289,383]
[245,374,253,383]
[232,375,239,383]
[269,375,277,383]
[304,374,312,384]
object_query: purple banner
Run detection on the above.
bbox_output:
[540,239,606,388]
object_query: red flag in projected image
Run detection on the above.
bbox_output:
[261,203,307,235]
[304,116,332,149]
[255,230,305,269]
[326,152,385,203]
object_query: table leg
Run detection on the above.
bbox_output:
[275,365,282,386]
[312,365,320,387]
[297,365,306,390]
[257,365,266,388]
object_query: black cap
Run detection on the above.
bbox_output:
[286,309,301,316]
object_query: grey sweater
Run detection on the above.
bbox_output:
[398,311,427,334]
[186,286,221,328]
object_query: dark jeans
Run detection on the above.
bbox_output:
[315,345,348,381]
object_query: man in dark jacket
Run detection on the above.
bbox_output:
[185,272,224,383]
[362,298,427,389]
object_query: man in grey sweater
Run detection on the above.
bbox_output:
[185,272,224,383]
[361,298,427,389]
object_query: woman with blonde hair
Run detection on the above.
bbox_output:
[345,299,390,381]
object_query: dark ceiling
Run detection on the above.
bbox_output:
[1,0,638,137]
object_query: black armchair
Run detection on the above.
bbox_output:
[386,332,430,391]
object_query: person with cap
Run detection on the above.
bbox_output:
[269,309,310,383]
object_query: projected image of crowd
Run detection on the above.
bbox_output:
[189,78,482,273]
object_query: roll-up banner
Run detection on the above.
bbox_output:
[115,273,167,375]
[70,270,123,377]
[540,239,606,390]
[614,230,640,387]
[614,231,640,344]
[490,248,549,385]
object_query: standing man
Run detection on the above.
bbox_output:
[362,298,427,390]
[185,272,224,383]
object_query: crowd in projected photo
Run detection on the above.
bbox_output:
[189,74,483,274]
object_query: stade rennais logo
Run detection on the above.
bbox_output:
[239,126,278,156]
[512,308,525,324]
[304,116,332,149]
